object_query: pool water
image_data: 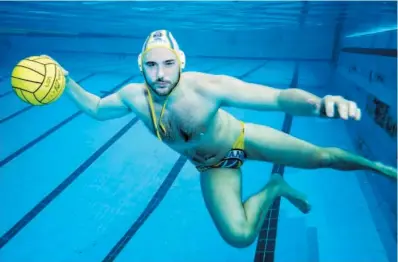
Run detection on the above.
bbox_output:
[0,2,396,262]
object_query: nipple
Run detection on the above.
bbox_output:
[199,127,207,136]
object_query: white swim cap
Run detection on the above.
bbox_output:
[138,29,186,72]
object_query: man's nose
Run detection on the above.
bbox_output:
[157,66,164,78]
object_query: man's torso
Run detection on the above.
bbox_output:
[122,72,244,166]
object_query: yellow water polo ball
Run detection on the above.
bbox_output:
[11,55,66,106]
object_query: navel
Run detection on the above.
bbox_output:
[179,129,192,142]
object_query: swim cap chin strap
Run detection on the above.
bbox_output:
[137,29,186,72]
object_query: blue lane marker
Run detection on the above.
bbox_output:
[0,90,13,99]
[0,73,97,125]
[101,155,188,262]
[0,117,139,249]
[0,75,137,167]
[254,62,299,262]
[0,106,33,124]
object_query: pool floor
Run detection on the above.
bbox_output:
[0,57,393,262]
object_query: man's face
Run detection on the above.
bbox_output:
[142,47,180,96]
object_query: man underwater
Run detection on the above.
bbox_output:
[47,29,397,248]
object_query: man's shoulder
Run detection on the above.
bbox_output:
[182,71,222,88]
[114,82,147,104]
[119,82,145,95]
[181,71,224,99]
[182,71,215,80]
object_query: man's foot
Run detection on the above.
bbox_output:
[268,173,311,214]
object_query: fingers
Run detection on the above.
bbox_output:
[323,96,361,121]
[355,108,361,120]
[338,99,361,120]
[40,55,56,62]
[337,98,349,120]
[40,54,69,77]
[324,99,335,118]
[348,101,361,120]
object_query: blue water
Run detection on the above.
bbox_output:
[0,1,397,262]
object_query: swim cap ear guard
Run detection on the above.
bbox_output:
[137,30,186,72]
[178,50,186,69]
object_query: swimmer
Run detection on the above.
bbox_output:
[43,29,397,248]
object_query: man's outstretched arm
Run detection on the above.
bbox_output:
[202,73,361,120]
[65,77,133,121]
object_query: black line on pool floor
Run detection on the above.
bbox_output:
[0,73,96,125]
[101,155,188,262]
[254,61,299,262]
[239,61,269,79]
[0,117,139,249]
[101,64,267,261]
[253,115,293,262]
[0,75,137,168]
[0,90,13,98]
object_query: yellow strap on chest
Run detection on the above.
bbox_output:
[146,87,169,141]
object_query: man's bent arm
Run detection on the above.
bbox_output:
[65,77,132,121]
[205,74,322,117]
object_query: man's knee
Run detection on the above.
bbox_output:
[221,221,255,248]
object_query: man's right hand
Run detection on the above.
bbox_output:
[39,54,69,78]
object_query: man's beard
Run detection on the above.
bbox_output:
[144,72,180,97]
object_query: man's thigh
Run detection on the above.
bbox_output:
[200,168,247,240]
[244,122,327,169]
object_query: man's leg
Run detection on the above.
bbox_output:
[200,167,310,248]
[244,123,397,180]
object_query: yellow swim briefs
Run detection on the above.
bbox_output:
[196,121,247,172]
